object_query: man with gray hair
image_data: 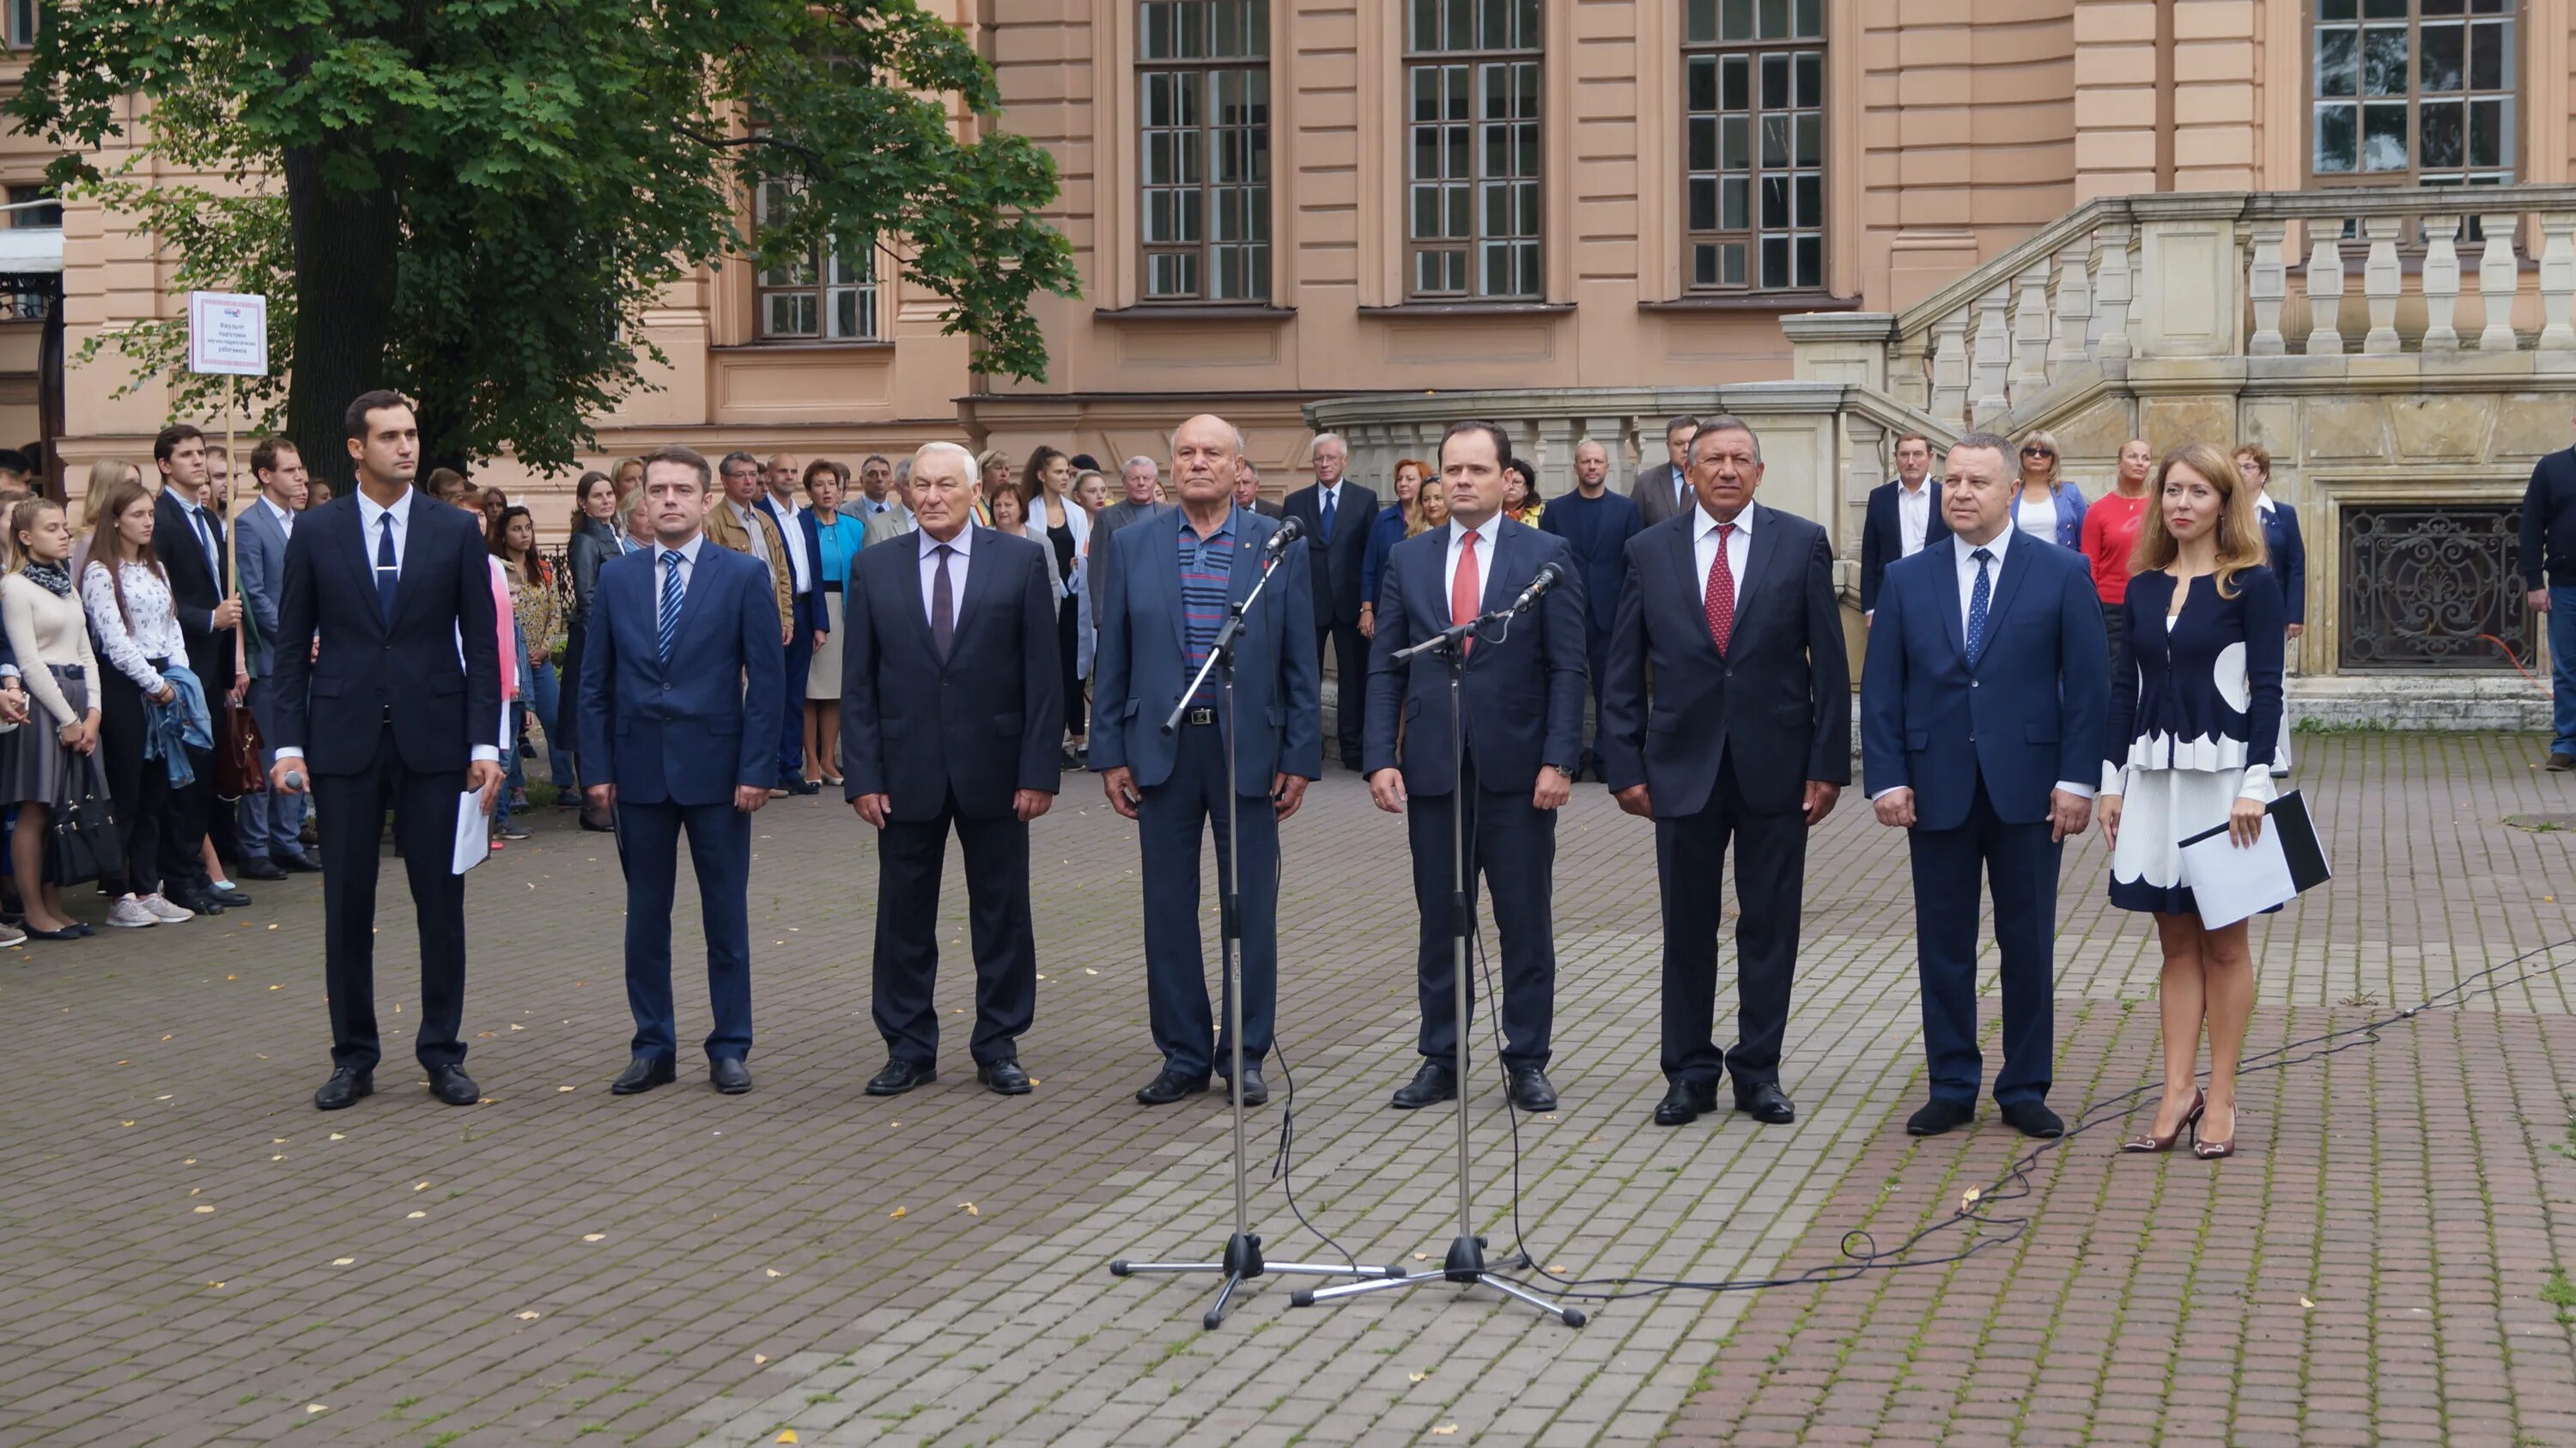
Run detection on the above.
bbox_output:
[864,457,918,547]
[705,449,796,646]
[1086,456,1166,630]
[854,453,908,526]
[1282,430,1378,770]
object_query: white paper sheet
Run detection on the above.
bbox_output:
[453,789,491,875]
[2177,822,2294,930]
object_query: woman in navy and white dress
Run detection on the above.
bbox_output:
[2099,441,2284,1163]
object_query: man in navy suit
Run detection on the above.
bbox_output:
[1862,430,2108,1140]
[580,445,783,1097]
[2239,444,2305,775]
[152,423,248,916]
[1366,420,1587,1112]
[268,392,505,1111]
[1095,414,1321,1107]
[1859,431,1947,620]
[1280,432,1376,770]
[841,441,1061,1098]
[757,451,826,795]
[1601,416,1850,1129]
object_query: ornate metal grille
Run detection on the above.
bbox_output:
[2340,502,2532,670]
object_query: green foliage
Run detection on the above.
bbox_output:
[7,0,1076,473]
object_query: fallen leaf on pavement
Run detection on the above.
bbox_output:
[582,1233,605,1243]
[753,1354,769,1365]
[888,1206,907,1219]
[332,1258,354,1266]
[766,1269,783,1278]
[406,1211,426,1220]
[515,1311,540,1321]
[305,1404,326,1415]
[192,1206,214,1214]
[960,1202,979,1217]
[1408,1371,1427,1383]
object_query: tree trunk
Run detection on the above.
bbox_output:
[280,142,402,495]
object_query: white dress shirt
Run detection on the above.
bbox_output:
[262,495,296,542]
[918,524,974,624]
[280,485,498,764]
[1896,478,1932,557]
[765,495,813,593]
[654,532,706,593]
[1692,502,1753,609]
[1443,514,1502,611]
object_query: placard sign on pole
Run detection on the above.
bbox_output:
[186,290,268,376]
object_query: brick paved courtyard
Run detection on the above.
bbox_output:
[5,733,2576,1445]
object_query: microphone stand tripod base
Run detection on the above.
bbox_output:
[1110,1225,1404,1331]
[1290,1233,1584,1326]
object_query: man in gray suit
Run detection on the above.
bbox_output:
[852,453,912,530]
[234,436,320,877]
[1630,416,1699,527]
[861,458,918,548]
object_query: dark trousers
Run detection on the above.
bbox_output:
[95,666,166,897]
[872,789,1036,1068]
[1058,595,1085,737]
[1137,721,1277,1079]
[160,737,214,891]
[1908,772,2060,1107]
[1582,625,1613,767]
[559,623,587,792]
[617,797,753,1062]
[778,611,812,775]
[1315,619,1366,766]
[1408,748,1557,1069]
[1656,753,1804,1093]
[313,725,468,1074]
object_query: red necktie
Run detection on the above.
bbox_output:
[1451,531,1480,654]
[1704,523,1736,655]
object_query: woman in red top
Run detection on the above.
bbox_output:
[2082,437,2156,668]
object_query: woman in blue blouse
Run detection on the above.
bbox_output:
[1357,456,1427,642]
[2099,441,2283,1162]
[803,459,864,788]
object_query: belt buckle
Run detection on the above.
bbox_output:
[1187,707,1216,727]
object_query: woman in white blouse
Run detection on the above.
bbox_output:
[1,497,103,940]
[80,477,196,931]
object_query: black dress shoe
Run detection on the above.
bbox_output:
[710,1057,752,1094]
[1508,1065,1558,1112]
[313,1068,374,1111]
[2000,1100,2064,1139]
[1133,1068,1210,1106]
[235,858,288,882]
[1389,1060,1457,1110]
[2551,752,2576,772]
[1905,1098,1975,1136]
[580,806,616,833]
[783,778,822,797]
[428,1064,480,1105]
[977,1059,1033,1095]
[1218,1065,1268,1106]
[176,888,225,916]
[276,850,324,873]
[211,884,252,908]
[1735,1082,1796,1125]
[610,1054,676,1095]
[865,1060,936,1096]
[1653,1079,1718,1127]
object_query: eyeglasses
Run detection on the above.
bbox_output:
[2020,446,2056,458]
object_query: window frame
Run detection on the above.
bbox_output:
[749,179,881,345]
[2305,0,2520,192]
[1134,0,1274,306]
[1679,0,1829,295]
[3,1,39,51]
[1401,0,1545,303]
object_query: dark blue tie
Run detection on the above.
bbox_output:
[1318,488,1335,544]
[1965,547,1994,666]
[657,551,685,663]
[374,515,398,624]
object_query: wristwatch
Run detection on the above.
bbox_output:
[1547,764,1575,782]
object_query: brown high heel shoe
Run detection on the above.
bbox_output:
[2192,1103,2237,1159]
[2119,1088,2205,1153]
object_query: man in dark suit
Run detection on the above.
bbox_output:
[234,437,320,879]
[1234,465,1283,520]
[1540,436,1643,778]
[2240,444,2305,775]
[580,446,782,1097]
[1365,420,1587,1112]
[757,451,826,795]
[1280,432,1376,770]
[150,423,248,916]
[1629,416,1699,527]
[1095,413,1320,1107]
[1600,416,1850,1129]
[1860,432,1947,619]
[269,391,505,1111]
[841,441,1061,1098]
[1862,429,2108,1140]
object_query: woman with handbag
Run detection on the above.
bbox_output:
[2,497,105,940]
[80,476,197,930]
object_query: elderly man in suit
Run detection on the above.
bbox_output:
[708,450,797,647]
[1629,416,1700,527]
[842,441,1062,1098]
[1601,415,1850,1128]
[1862,430,2108,1140]
[580,446,782,1096]
[1366,420,1588,1112]
[234,436,319,879]
[1860,432,1947,621]
[1095,414,1320,1107]
[151,423,248,916]
[1235,462,1284,520]
[1281,432,1376,771]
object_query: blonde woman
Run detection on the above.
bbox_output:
[1407,475,1449,537]
[973,447,1010,527]
[2012,429,2087,548]
[2,497,103,940]
[1358,457,1427,641]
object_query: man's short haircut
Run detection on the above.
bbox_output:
[1664,414,1698,438]
[1687,414,1763,465]
[2233,442,2272,472]
[203,443,228,461]
[914,440,977,481]
[763,451,798,469]
[342,390,410,441]
[860,453,891,472]
[1949,429,2016,469]
[1893,430,1933,453]
[249,436,299,478]
[893,456,912,484]
[640,444,712,492]
[1439,419,1513,467]
[1311,430,1346,453]
[0,448,28,476]
[716,449,760,478]
[1123,455,1158,477]
[152,422,205,465]
[1573,436,1609,457]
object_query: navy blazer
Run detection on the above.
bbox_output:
[1860,532,2110,832]
[577,541,782,807]
[1091,504,1321,794]
[758,493,828,637]
[841,526,1061,821]
[1360,517,1587,795]
[1598,504,1851,818]
[1280,481,1378,628]
[1859,478,1949,614]
[2257,499,2306,626]
[154,488,237,690]
[270,492,502,776]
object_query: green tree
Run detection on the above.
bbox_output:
[7,0,1077,485]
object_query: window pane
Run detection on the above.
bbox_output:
[1693,243,1718,288]
[1761,174,1789,228]
[1795,172,1822,226]
[2315,27,2358,98]
[2360,100,2408,170]
[1761,234,1789,288]
[1794,0,1820,37]
[2468,97,2506,167]
[1722,243,1745,286]
[2360,25,2408,96]
[1722,176,1747,229]
[1761,114,1789,167]
[1687,116,1716,170]
[2318,0,2355,15]
[1795,234,1821,289]
[1795,112,1821,167]
[1722,54,1748,111]
[1687,56,1717,113]
[1758,0,1788,40]
[2468,19,2505,90]
[1761,52,1789,109]
[1721,0,1752,41]
[2360,0,2403,15]
[2421,23,2464,92]
[2314,102,2357,173]
[1794,51,1821,107]
[1688,177,1717,232]
[1686,0,1716,43]
[2421,100,2464,168]
[1722,115,1747,169]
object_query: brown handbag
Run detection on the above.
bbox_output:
[217,697,267,799]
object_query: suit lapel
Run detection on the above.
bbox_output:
[947,526,1005,666]
[340,498,391,638]
[1478,520,1513,615]
[1663,516,1724,666]
[1160,508,1190,659]
[1933,538,1967,663]
[1229,514,1265,611]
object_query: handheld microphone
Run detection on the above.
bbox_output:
[1505,561,1566,616]
[1261,515,1305,559]
[284,770,305,792]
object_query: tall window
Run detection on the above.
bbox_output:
[752,180,878,342]
[1405,0,1541,301]
[2311,0,2515,188]
[4,2,39,50]
[1683,0,1824,292]
[1139,1,1271,302]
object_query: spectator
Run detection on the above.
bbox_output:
[1023,446,1092,767]
[2519,412,2576,770]
[428,467,473,509]
[2081,438,2156,668]
[974,447,1011,527]
[562,470,621,821]
[1074,468,1109,515]
[304,478,335,510]
[611,456,645,501]
[2,496,103,940]
[802,459,861,788]
[79,476,197,930]
[852,453,908,526]
[204,444,232,511]
[1358,457,1427,641]
[1501,457,1545,526]
[617,480,653,551]
[76,458,143,575]
[2012,429,2086,548]
[489,505,566,819]
[478,485,509,532]
[2237,444,2304,777]
[1409,475,1449,536]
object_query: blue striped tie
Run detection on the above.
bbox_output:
[657,551,684,663]
[1965,548,1994,666]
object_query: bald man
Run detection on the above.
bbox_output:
[1540,437,1643,779]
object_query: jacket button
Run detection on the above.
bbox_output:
[1971,679,1979,688]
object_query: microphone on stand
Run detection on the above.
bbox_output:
[1504,561,1566,617]
[1261,515,1305,560]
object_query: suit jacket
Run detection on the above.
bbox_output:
[841,526,1061,821]
[154,488,237,690]
[1599,504,1851,818]
[705,499,797,629]
[270,491,502,776]
[2258,498,2306,626]
[757,492,828,636]
[1244,496,1284,520]
[235,497,293,678]
[1859,478,1950,615]
[1280,481,1379,627]
[861,508,913,549]
[1361,517,1586,796]
[1860,532,2110,832]
[1091,505,1321,794]
[577,541,782,807]
[1631,463,1692,527]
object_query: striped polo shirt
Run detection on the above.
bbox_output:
[1179,508,1239,706]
